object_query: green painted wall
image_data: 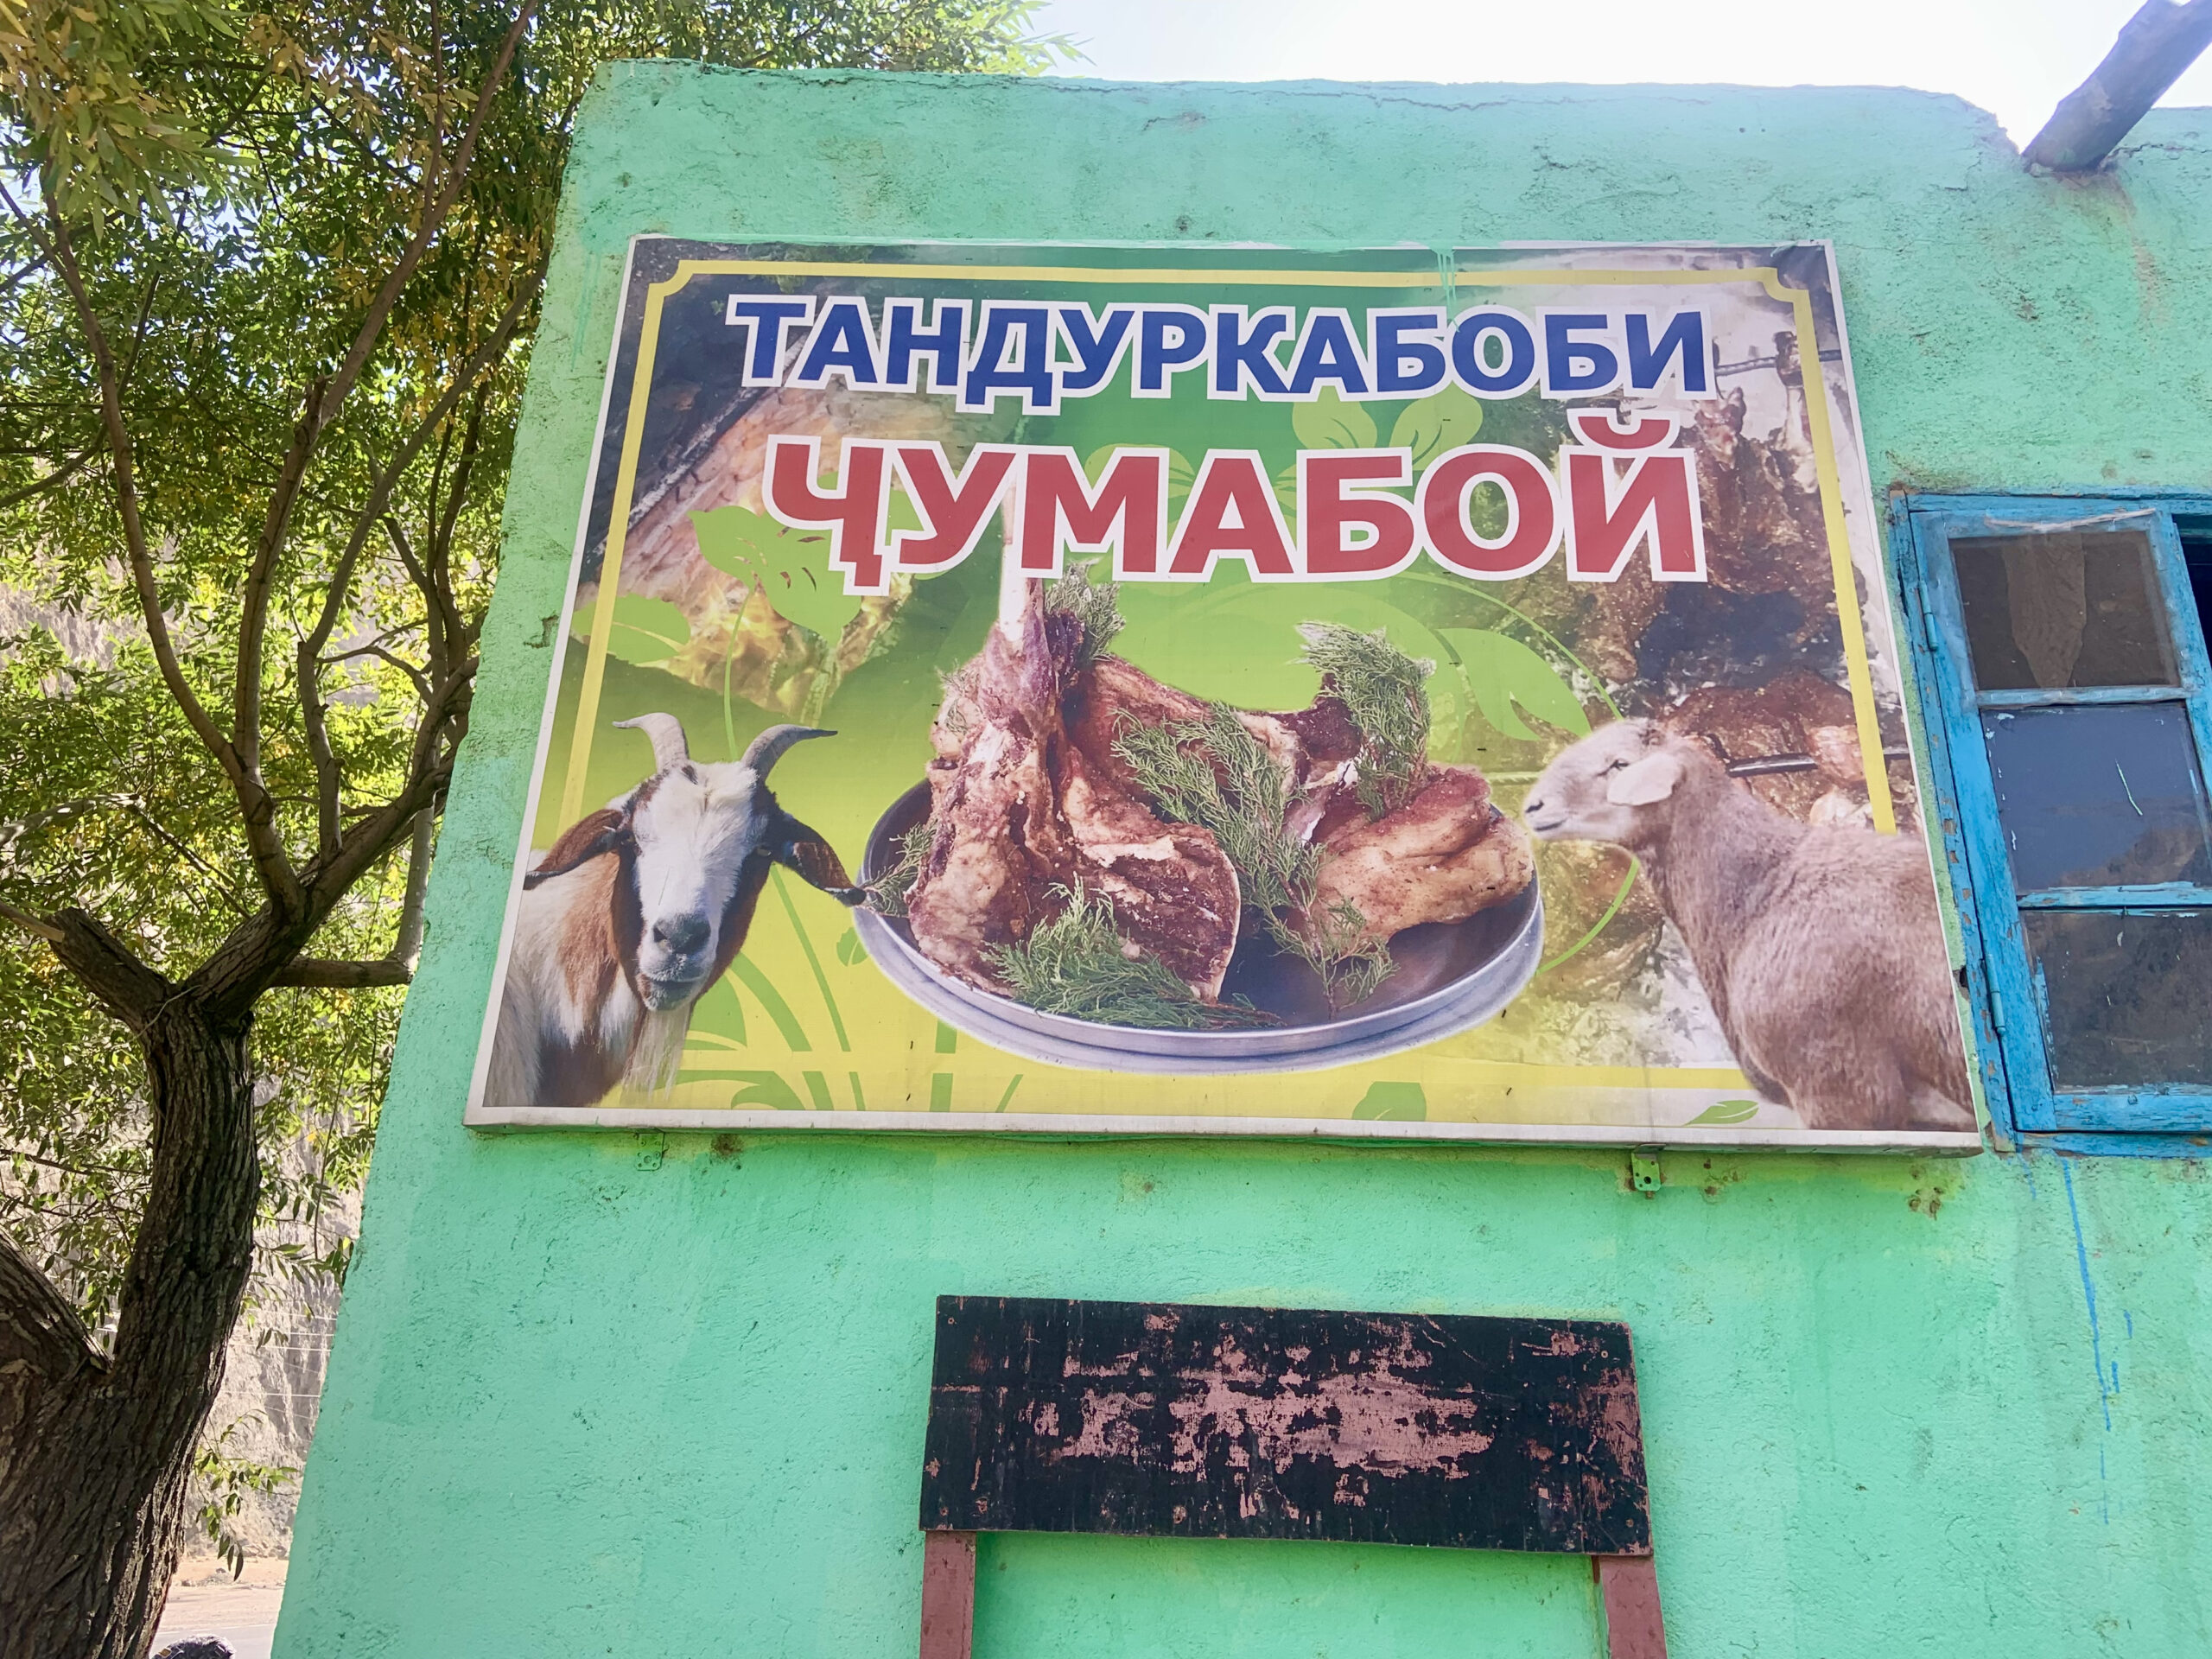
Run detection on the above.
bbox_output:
[276,69,2212,1658]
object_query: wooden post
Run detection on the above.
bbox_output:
[918,1529,976,1659]
[1594,1554,1668,1659]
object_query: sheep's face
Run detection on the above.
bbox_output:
[1522,720,1689,848]
[625,761,770,1012]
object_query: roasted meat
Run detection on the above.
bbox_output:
[1304,766,1536,942]
[904,581,1535,1017]
[906,596,1243,999]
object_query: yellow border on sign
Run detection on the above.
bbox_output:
[543,252,1893,1101]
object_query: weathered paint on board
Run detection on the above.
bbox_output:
[920,1297,1651,1554]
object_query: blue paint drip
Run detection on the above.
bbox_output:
[2060,1162,2115,1434]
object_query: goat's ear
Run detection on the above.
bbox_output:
[766,811,862,905]
[1606,751,1684,807]
[524,807,630,888]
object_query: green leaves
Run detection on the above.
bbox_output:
[693,503,862,642]
[691,499,802,581]
[1439,628,1590,743]
[722,1071,806,1111]
[578,594,691,665]
[1688,1098,1763,1126]
[690,499,926,645]
[1087,445,1196,510]
[1389,384,1484,470]
[0,0,244,229]
[1286,385,1482,469]
[1291,385,1378,452]
[1351,1081,1428,1122]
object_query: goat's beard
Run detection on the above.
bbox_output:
[621,1003,693,1100]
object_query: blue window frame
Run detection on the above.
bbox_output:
[1894,494,2212,1149]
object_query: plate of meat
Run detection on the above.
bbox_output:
[849,573,1544,1075]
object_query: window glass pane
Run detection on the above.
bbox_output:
[2025,910,2212,1090]
[1981,703,2212,889]
[2184,532,2212,650]
[1953,530,2177,690]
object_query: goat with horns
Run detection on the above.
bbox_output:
[488,715,861,1110]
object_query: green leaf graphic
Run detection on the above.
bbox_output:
[1351,1081,1427,1121]
[690,503,790,577]
[690,503,865,644]
[1166,449,1196,506]
[1116,579,1445,711]
[1440,627,1589,742]
[578,593,690,665]
[1688,1098,1762,1126]
[724,1071,806,1111]
[1389,383,1484,470]
[1292,386,1377,452]
[835,927,868,967]
[1087,447,1197,509]
[755,563,868,643]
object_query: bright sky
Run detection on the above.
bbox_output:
[1036,0,2212,145]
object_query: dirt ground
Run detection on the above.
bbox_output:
[154,1558,285,1659]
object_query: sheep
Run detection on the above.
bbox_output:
[1521,720,1974,1133]
[488,715,858,1110]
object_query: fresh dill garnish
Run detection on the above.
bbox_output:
[1113,704,1395,1011]
[986,883,1270,1030]
[1296,622,1433,817]
[865,819,937,918]
[1043,560,1126,665]
[1267,899,1394,1010]
[1112,704,1316,912]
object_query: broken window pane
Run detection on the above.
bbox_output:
[2025,910,2212,1090]
[1981,703,2212,890]
[1953,530,2177,690]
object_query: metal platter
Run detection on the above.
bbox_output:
[851,783,1545,1076]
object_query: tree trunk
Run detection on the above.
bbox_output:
[0,996,260,1659]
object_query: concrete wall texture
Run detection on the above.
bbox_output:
[276,68,2212,1658]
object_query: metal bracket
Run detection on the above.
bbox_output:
[1629,1147,1663,1195]
[634,1130,666,1171]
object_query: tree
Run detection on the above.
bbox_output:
[0,3,1058,1655]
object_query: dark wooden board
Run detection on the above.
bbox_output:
[920,1297,1650,1555]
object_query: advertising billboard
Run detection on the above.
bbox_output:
[466,240,1979,1148]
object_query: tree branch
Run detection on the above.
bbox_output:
[1,796,248,916]
[2024,0,2212,170]
[268,957,412,988]
[427,383,491,668]
[0,899,64,944]
[0,446,97,512]
[1,1148,142,1183]
[0,1224,105,1397]
[393,804,434,967]
[43,910,176,1033]
[236,0,539,777]
[321,643,432,701]
[295,266,538,857]
[268,801,435,992]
